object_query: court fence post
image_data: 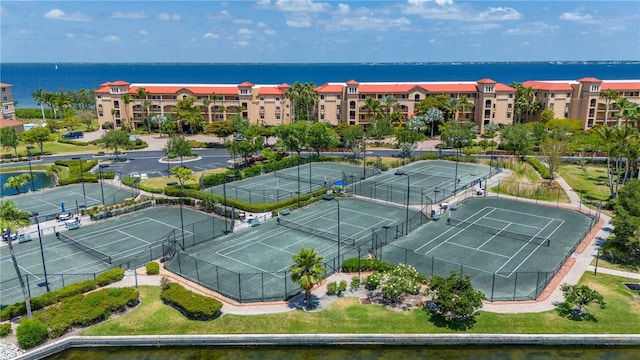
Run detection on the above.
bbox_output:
[535,271,541,299]
[195,260,200,283]
[238,273,242,303]
[513,272,518,301]
[284,270,287,298]
[491,273,496,302]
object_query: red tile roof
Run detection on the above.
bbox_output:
[495,83,516,92]
[108,80,131,86]
[420,83,478,92]
[0,83,12,87]
[315,83,345,93]
[522,81,573,91]
[238,81,254,87]
[359,84,418,93]
[0,119,23,128]
[602,81,640,91]
[477,78,496,84]
[258,87,285,95]
[346,79,359,86]
[577,77,602,83]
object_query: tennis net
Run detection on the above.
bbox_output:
[274,171,327,186]
[447,217,550,246]
[57,232,112,264]
[278,218,356,246]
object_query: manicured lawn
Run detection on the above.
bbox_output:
[591,256,640,273]
[83,272,640,336]
[491,159,571,203]
[140,168,227,190]
[557,164,612,205]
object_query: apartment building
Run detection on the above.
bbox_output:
[0,83,16,121]
[522,78,640,128]
[93,77,639,133]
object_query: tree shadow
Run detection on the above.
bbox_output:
[556,306,599,322]
[427,311,478,331]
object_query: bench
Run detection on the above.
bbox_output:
[281,208,291,216]
[65,220,81,230]
[17,234,32,243]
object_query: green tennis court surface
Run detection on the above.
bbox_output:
[380,197,595,301]
[353,160,493,205]
[165,198,426,303]
[0,206,226,306]
[204,162,377,204]
[2,183,137,222]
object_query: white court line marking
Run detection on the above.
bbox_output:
[505,220,565,277]
[418,208,497,254]
[495,219,559,274]
[116,229,152,245]
[446,241,511,258]
[477,223,513,249]
[483,216,548,231]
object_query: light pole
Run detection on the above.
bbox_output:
[454,140,460,194]
[71,156,87,208]
[167,181,185,250]
[395,170,410,235]
[26,145,35,192]
[223,174,236,234]
[297,154,301,208]
[358,136,367,180]
[322,195,341,272]
[99,164,109,219]
[30,212,50,292]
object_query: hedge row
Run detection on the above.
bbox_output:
[0,268,125,321]
[341,258,395,273]
[160,282,222,320]
[442,154,477,163]
[525,156,552,179]
[34,287,139,340]
[57,138,89,146]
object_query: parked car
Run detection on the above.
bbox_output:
[62,131,84,139]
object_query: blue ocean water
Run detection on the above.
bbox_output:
[1,62,638,108]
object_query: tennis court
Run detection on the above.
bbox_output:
[0,206,226,307]
[353,160,492,205]
[2,183,137,222]
[378,197,595,301]
[204,162,377,204]
[165,198,426,302]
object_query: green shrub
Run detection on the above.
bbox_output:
[16,319,48,349]
[56,280,97,300]
[160,283,222,320]
[326,281,338,295]
[341,258,394,273]
[96,268,125,287]
[365,272,382,290]
[146,261,160,275]
[338,280,347,294]
[1,303,26,321]
[525,156,552,179]
[350,276,361,291]
[57,138,89,146]
[0,323,11,338]
[421,153,439,160]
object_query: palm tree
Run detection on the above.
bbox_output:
[424,107,444,138]
[383,95,398,117]
[458,95,474,120]
[600,89,620,126]
[3,174,32,195]
[614,97,636,127]
[364,97,384,120]
[0,201,34,318]
[31,88,48,122]
[46,164,63,186]
[142,100,152,133]
[596,125,619,198]
[122,93,133,131]
[202,97,213,123]
[211,93,222,121]
[289,248,325,310]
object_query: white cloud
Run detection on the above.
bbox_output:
[335,15,411,31]
[0,6,6,16]
[44,8,92,22]
[236,41,250,46]
[465,23,501,32]
[233,19,253,24]
[286,18,312,28]
[336,4,350,14]
[204,32,219,39]
[138,30,149,36]
[157,13,181,21]
[264,29,276,35]
[257,22,267,28]
[275,0,330,13]
[559,11,595,23]
[206,10,231,19]
[66,33,75,39]
[17,29,30,35]
[478,7,521,21]
[502,22,559,36]
[102,35,120,42]
[110,12,147,20]
[238,28,255,35]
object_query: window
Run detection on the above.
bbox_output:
[377,95,383,99]
[2,97,7,101]
[507,113,511,118]
[361,95,366,99]
[320,114,325,120]
[259,106,264,111]
[590,99,597,107]
[320,95,325,100]
[567,93,571,98]
[240,88,250,95]
[508,103,512,108]
[509,93,513,98]
[337,105,341,111]
[1,87,5,92]
[320,105,325,110]
[401,94,408,99]
[549,103,554,109]
[99,112,103,117]
[276,96,280,101]
[551,93,555,98]
[590,85,600,92]
[260,97,264,101]
[565,103,570,109]
[484,86,494,92]
[260,114,264,120]
[414,94,420,102]
[348,87,357,94]
[360,114,365,120]
[276,106,280,111]
[337,95,342,100]
[276,114,281,120]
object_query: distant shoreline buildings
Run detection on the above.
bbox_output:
[93,77,639,133]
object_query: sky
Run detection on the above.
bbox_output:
[1,0,639,63]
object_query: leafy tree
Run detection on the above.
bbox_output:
[339,124,365,159]
[233,126,264,167]
[307,122,337,156]
[428,272,484,320]
[367,116,394,140]
[160,115,178,137]
[275,121,309,155]
[174,96,204,134]
[0,202,34,318]
[3,174,32,194]
[439,120,475,150]
[395,127,424,164]
[499,123,532,157]
[285,82,318,122]
[539,131,570,186]
[163,135,193,167]
[205,120,235,138]
[20,126,51,154]
[540,108,555,123]
[46,164,64,186]
[289,248,326,310]
[170,166,195,189]
[231,106,250,134]
[424,107,444,139]
[558,284,605,319]
[380,264,423,304]
[603,179,640,263]
[98,130,130,160]
[0,127,19,156]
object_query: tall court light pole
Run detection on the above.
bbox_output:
[99,164,109,219]
[167,181,185,250]
[223,174,236,235]
[30,212,50,292]
[395,170,410,235]
[26,145,35,192]
[322,195,341,272]
[71,156,87,208]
